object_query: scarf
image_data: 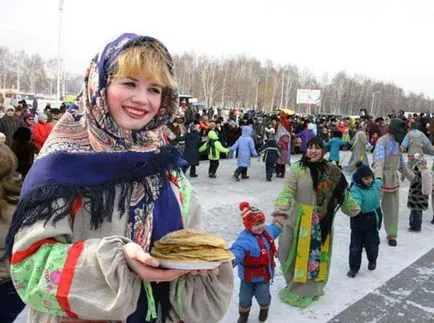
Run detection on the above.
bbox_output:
[6,33,185,323]
[299,156,347,243]
[206,139,217,158]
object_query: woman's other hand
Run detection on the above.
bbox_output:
[123,242,189,282]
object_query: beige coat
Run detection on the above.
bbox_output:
[11,185,234,323]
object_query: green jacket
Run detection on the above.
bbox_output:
[199,130,229,160]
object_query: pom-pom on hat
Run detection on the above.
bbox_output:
[239,201,265,230]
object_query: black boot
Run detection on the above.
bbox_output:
[259,306,269,322]
[237,307,250,323]
[368,262,376,271]
[388,239,397,247]
[431,216,434,224]
[347,270,357,278]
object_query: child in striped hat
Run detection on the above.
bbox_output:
[230,201,286,323]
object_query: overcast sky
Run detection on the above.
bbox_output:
[2,0,433,98]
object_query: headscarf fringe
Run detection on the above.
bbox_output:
[5,145,184,258]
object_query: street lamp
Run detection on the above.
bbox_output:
[370,91,380,117]
[56,0,64,107]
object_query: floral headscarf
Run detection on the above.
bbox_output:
[41,33,178,156]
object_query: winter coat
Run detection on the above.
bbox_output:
[230,224,282,283]
[276,135,289,165]
[199,130,229,160]
[373,134,415,192]
[253,123,264,146]
[294,128,315,153]
[176,131,202,166]
[326,137,347,162]
[11,141,36,179]
[0,116,26,147]
[32,122,53,150]
[230,126,258,167]
[258,143,280,164]
[407,161,431,211]
[264,127,275,140]
[350,178,383,231]
[184,106,198,125]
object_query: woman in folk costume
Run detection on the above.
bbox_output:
[373,119,415,246]
[5,33,233,323]
[344,122,372,174]
[273,137,360,308]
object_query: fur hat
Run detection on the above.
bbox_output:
[353,161,374,186]
[6,105,15,112]
[239,201,265,230]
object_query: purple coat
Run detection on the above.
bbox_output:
[295,129,315,152]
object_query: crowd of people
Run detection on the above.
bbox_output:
[0,32,433,323]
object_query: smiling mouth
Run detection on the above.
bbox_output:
[122,106,148,120]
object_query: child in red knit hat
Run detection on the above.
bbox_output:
[230,201,286,323]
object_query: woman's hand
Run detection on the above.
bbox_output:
[123,242,190,282]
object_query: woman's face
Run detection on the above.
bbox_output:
[306,144,323,162]
[107,71,163,131]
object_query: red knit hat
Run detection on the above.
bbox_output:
[239,201,265,230]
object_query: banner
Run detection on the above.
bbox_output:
[296,89,321,105]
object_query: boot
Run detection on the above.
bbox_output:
[237,307,250,323]
[346,270,357,278]
[259,306,269,322]
[431,216,434,224]
[233,174,240,182]
[368,262,376,271]
[388,239,397,247]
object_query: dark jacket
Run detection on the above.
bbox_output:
[175,131,202,166]
[258,141,280,164]
[0,116,26,147]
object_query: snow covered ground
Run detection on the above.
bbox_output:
[15,153,434,322]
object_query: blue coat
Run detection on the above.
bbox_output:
[231,126,258,167]
[325,137,347,161]
[349,178,383,231]
[230,224,282,283]
[350,178,382,213]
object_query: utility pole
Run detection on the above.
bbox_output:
[279,70,285,108]
[56,0,64,107]
[254,79,260,109]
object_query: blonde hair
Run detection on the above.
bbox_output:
[110,44,177,90]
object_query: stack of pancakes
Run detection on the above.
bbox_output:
[151,229,233,262]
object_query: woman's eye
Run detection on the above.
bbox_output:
[149,87,162,94]
[123,82,136,87]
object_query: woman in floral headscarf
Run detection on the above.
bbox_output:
[6,33,233,323]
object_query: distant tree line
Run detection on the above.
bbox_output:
[0,46,82,96]
[173,52,434,116]
[1,45,432,116]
